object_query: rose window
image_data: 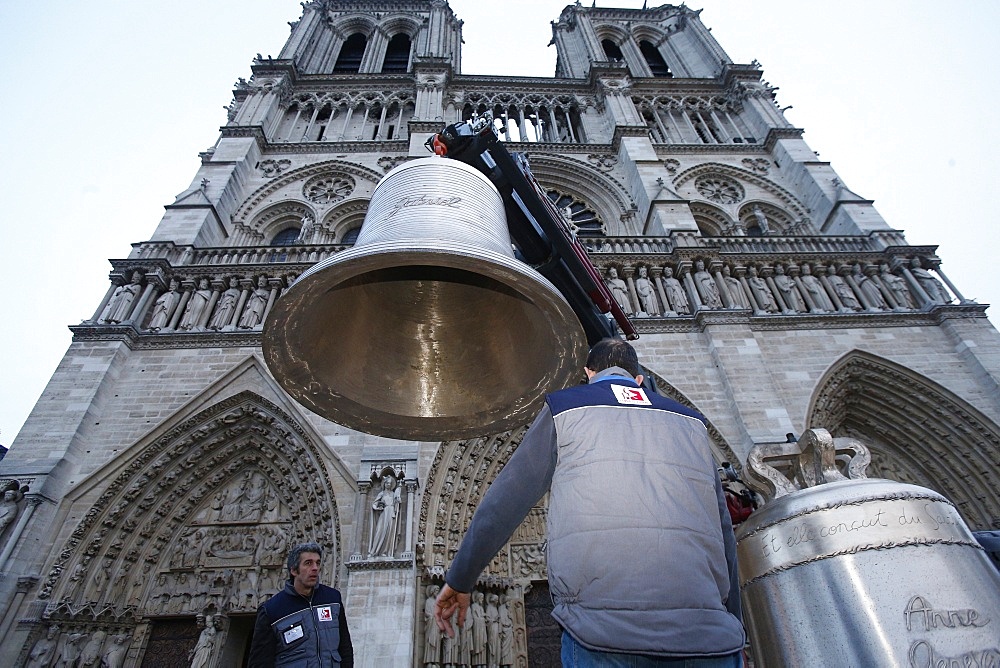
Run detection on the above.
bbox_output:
[695,175,744,204]
[303,175,355,204]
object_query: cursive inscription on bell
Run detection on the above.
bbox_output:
[908,640,1000,668]
[738,498,972,586]
[388,194,463,218]
[904,595,990,632]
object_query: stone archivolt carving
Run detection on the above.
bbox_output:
[809,351,1000,531]
[37,392,342,631]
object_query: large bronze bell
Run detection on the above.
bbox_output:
[263,157,587,441]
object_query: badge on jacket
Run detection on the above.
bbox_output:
[316,606,334,622]
[611,384,651,406]
[283,624,304,644]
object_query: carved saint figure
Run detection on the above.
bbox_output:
[369,474,402,558]
[297,214,315,244]
[826,266,861,311]
[208,277,241,330]
[424,585,442,667]
[101,271,142,323]
[486,593,501,666]
[910,257,949,304]
[800,264,834,312]
[499,594,514,667]
[189,615,218,668]
[55,631,86,668]
[750,204,770,235]
[471,591,487,667]
[693,260,722,308]
[773,265,805,312]
[747,267,779,313]
[79,630,106,667]
[27,625,59,668]
[880,263,914,309]
[0,482,26,540]
[101,634,129,668]
[853,264,887,310]
[238,276,270,329]
[661,267,690,315]
[179,278,212,330]
[604,267,632,315]
[148,278,180,330]
[633,266,660,316]
[721,265,751,309]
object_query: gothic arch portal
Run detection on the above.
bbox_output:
[32,390,346,659]
[808,350,1000,530]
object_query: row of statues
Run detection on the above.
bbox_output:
[424,585,516,668]
[97,273,279,332]
[604,257,952,317]
[26,625,129,668]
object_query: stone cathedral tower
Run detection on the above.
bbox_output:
[2,1,998,666]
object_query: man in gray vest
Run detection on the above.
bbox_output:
[249,542,354,667]
[435,338,744,666]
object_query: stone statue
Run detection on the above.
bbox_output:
[486,593,501,666]
[773,265,805,312]
[693,260,722,308]
[238,276,270,329]
[369,473,402,558]
[471,591,487,667]
[910,257,949,304]
[79,630,106,667]
[208,278,241,330]
[26,625,59,668]
[101,634,129,668]
[148,279,181,330]
[499,594,514,667]
[633,266,660,316]
[853,264,887,310]
[189,615,218,668]
[101,271,142,324]
[721,266,751,309]
[55,631,86,668]
[661,267,690,315]
[751,204,770,235]
[800,264,834,312]
[880,263,914,309]
[297,214,315,244]
[747,267,779,313]
[424,585,441,667]
[179,278,212,330]
[826,266,861,311]
[604,267,632,315]
[0,482,26,541]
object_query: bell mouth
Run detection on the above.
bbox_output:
[263,241,587,441]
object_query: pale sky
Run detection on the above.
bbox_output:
[1,1,997,446]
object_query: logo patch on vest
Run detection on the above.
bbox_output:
[611,384,651,406]
[316,606,334,622]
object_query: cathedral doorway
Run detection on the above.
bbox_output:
[140,618,200,667]
[524,581,560,667]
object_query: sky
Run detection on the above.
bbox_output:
[1,1,997,446]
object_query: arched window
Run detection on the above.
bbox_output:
[272,227,300,246]
[639,40,672,77]
[381,34,411,73]
[601,39,624,62]
[334,33,367,73]
[341,227,361,245]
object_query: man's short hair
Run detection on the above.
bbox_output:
[585,337,640,377]
[287,542,323,577]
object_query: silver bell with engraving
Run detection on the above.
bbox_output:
[737,429,1000,667]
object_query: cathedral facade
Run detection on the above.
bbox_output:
[2,1,999,666]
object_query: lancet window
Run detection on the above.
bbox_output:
[639,40,672,77]
[333,33,367,73]
[601,39,625,62]
[381,33,412,73]
[461,99,585,144]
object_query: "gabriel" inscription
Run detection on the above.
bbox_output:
[388,194,463,217]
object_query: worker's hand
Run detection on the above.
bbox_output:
[434,584,471,638]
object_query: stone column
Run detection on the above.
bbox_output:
[167,285,193,331]
[125,278,160,327]
[651,267,672,316]
[0,496,44,571]
[263,278,283,323]
[0,576,38,642]
[88,283,119,323]
[351,481,371,561]
[711,261,734,308]
[403,480,418,559]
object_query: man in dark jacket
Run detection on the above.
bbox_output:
[248,542,354,667]
[434,338,744,666]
